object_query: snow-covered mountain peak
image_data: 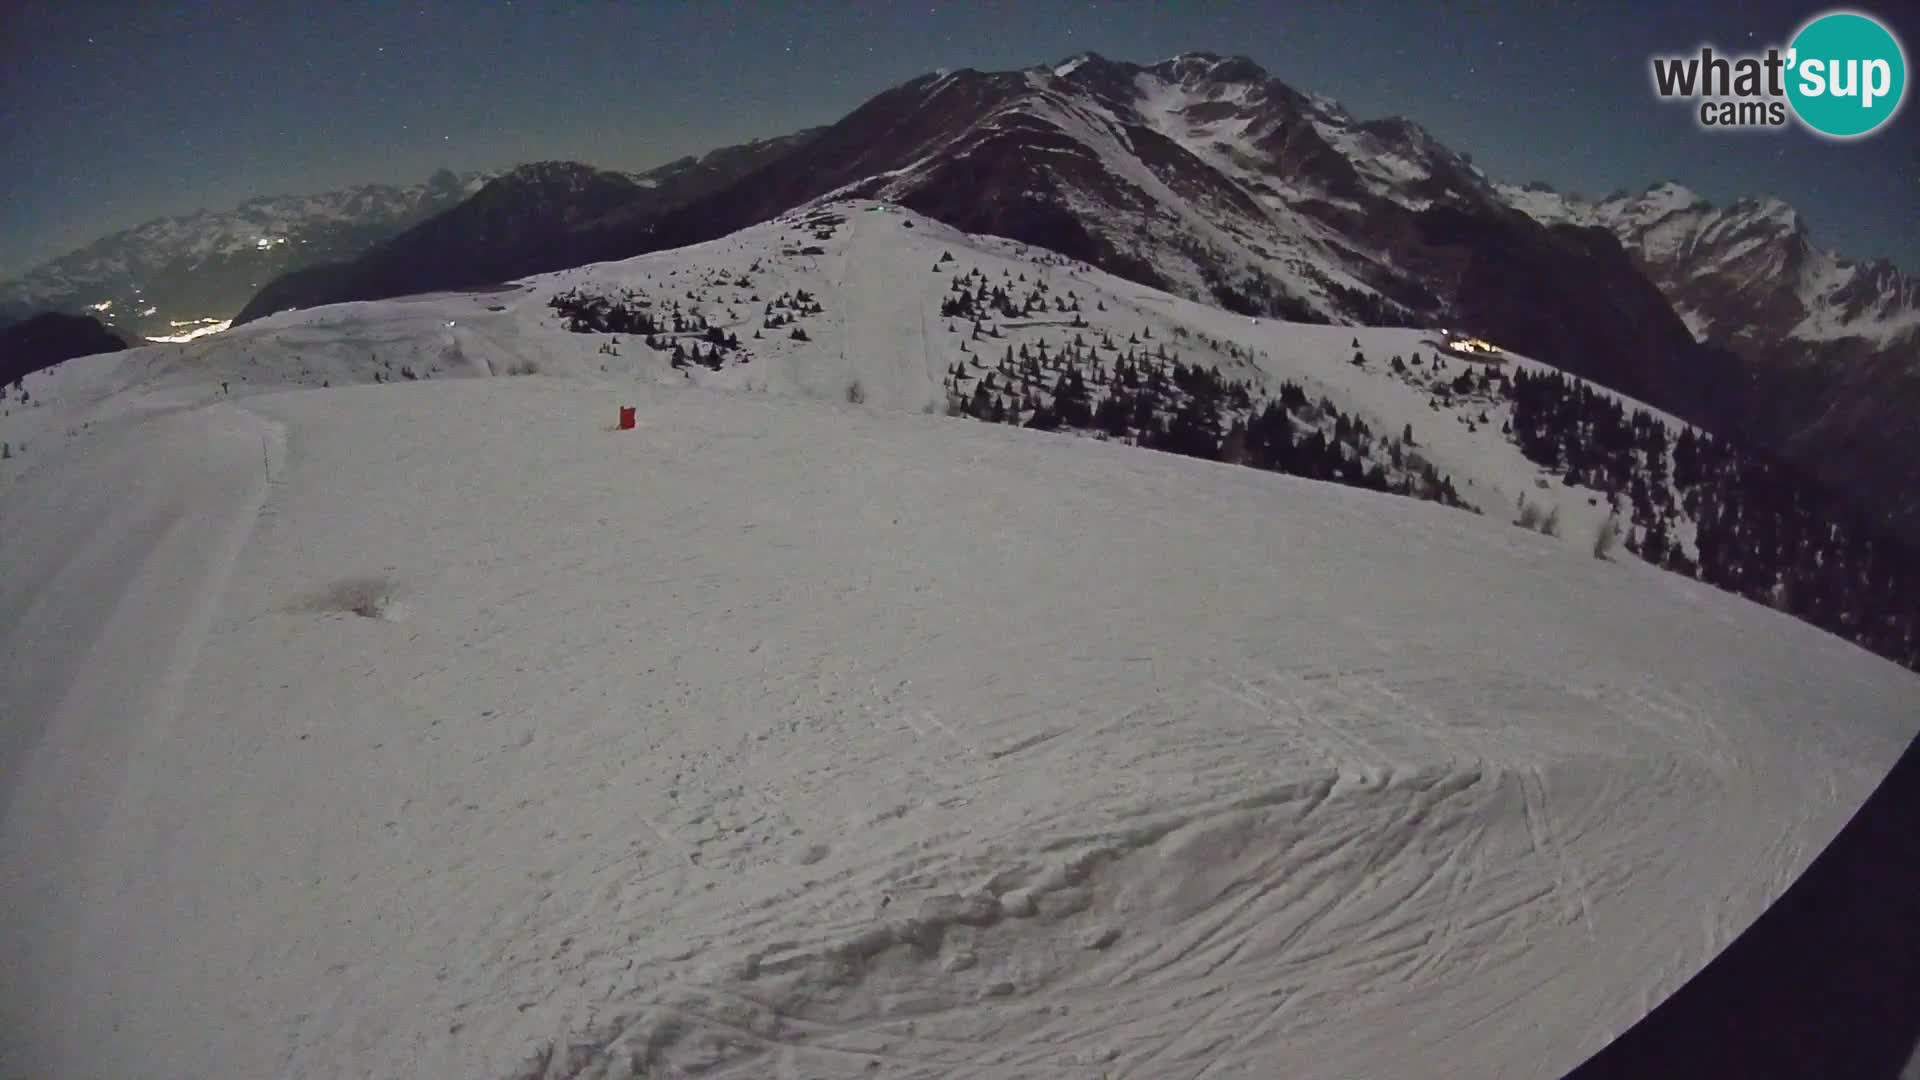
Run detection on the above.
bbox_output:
[1149,51,1270,89]
[1047,51,1101,78]
[1731,193,1802,233]
[1632,180,1708,214]
[1026,54,1483,226]
[1583,183,1708,238]
[1501,178,1914,350]
[492,160,640,193]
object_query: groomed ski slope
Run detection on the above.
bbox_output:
[3,374,1915,1080]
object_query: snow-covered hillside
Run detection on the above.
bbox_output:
[5,371,1918,1080]
[2,200,1695,564]
[4,201,1917,1079]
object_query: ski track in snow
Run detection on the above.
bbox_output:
[0,204,1916,1080]
[0,403,285,1069]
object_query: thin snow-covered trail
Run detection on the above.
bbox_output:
[3,377,1912,1079]
[0,403,284,1066]
[833,210,942,412]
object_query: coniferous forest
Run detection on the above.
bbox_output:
[935,266,1468,509]
[1507,367,1920,670]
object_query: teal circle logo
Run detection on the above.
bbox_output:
[1786,11,1907,137]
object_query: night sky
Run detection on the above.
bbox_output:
[3,0,1916,278]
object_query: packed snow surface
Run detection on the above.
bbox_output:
[2,204,1918,1079]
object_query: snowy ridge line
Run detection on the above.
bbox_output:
[5,196,1907,671]
[9,196,1916,678]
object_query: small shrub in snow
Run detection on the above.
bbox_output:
[504,359,539,376]
[1512,498,1563,537]
[845,379,866,405]
[1514,499,1545,531]
[1593,516,1620,559]
[301,575,403,621]
[1770,579,1794,612]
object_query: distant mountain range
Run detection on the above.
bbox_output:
[0,171,489,340]
[230,133,821,325]
[1503,180,1920,350]
[11,51,1918,538]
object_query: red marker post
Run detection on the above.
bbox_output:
[618,406,636,430]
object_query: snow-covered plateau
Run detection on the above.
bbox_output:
[3,202,1916,1080]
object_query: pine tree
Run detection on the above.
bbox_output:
[1221,419,1250,465]
[1095,391,1132,438]
[968,381,993,418]
[1156,391,1221,460]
